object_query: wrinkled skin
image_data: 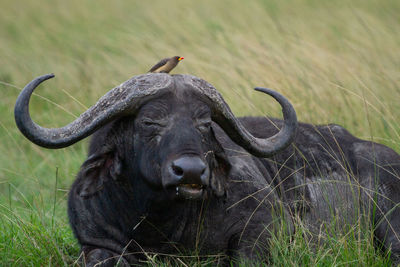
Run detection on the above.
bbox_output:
[68,91,400,266]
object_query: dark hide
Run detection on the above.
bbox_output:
[68,97,400,266]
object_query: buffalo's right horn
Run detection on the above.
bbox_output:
[14,73,174,148]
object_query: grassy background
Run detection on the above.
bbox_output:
[0,0,399,265]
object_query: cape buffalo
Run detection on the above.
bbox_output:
[15,73,400,266]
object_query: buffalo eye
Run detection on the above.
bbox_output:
[196,120,211,133]
[140,119,166,129]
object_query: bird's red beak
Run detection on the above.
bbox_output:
[178,57,184,61]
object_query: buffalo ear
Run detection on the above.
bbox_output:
[208,126,231,197]
[210,152,231,197]
[77,152,122,198]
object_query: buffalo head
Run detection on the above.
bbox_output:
[14,73,297,200]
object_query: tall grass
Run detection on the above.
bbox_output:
[0,0,399,265]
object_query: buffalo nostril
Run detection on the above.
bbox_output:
[172,164,184,176]
[168,156,209,185]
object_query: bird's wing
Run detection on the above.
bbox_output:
[148,58,169,72]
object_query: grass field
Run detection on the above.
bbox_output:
[1,0,399,265]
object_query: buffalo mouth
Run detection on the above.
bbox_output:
[174,184,204,200]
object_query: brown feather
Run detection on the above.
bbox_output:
[148,56,182,73]
[148,58,170,73]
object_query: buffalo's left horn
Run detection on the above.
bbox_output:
[212,87,297,157]
[186,77,297,157]
[14,73,173,148]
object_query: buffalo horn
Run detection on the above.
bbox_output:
[14,73,173,148]
[185,76,298,158]
[15,73,297,157]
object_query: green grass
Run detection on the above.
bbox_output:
[0,0,399,265]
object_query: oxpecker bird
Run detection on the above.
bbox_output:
[148,56,184,73]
